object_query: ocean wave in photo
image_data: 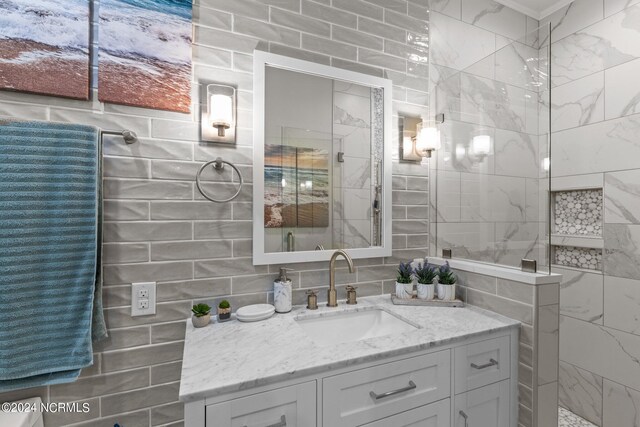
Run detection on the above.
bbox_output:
[0,0,89,50]
[98,0,192,112]
[0,0,90,99]
[99,0,192,65]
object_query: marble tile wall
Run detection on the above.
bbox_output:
[547,0,640,425]
[0,0,431,424]
[428,0,547,271]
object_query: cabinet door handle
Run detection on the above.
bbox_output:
[369,380,417,400]
[470,358,498,370]
[459,410,468,427]
[243,415,286,427]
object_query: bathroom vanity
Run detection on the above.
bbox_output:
[180,295,519,427]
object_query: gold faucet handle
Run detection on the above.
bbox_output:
[346,286,358,305]
[306,290,319,310]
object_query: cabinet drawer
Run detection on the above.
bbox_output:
[205,381,316,427]
[362,399,450,427]
[322,350,450,427]
[454,379,510,427]
[454,335,510,393]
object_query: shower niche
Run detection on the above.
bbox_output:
[550,188,604,271]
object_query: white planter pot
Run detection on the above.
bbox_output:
[191,313,211,328]
[417,283,435,300]
[395,281,413,299]
[437,283,456,301]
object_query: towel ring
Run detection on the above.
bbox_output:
[196,157,243,203]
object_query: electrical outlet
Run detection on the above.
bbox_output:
[131,282,156,316]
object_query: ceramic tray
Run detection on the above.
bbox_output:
[390,293,465,307]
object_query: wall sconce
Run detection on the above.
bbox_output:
[414,122,441,158]
[471,134,492,156]
[399,115,443,162]
[201,83,236,143]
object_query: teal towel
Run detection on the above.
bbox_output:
[0,120,99,391]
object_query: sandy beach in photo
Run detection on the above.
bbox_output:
[98,0,192,113]
[98,56,191,113]
[0,0,90,99]
[0,40,89,100]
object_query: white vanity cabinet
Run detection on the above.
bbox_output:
[204,381,316,427]
[185,329,518,427]
[454,380,510,427]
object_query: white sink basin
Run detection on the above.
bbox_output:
[295,308,418,346]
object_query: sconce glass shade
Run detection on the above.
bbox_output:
[415,122,441,157]
[207,84,235,137]
[471,134,492,156]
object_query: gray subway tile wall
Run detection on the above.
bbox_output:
[0,0,429,424]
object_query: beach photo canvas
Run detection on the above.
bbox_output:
[98,0,192,113]
[264,145,330,229]
[0,0,90,100]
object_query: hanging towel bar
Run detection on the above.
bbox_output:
[100,129,138,144]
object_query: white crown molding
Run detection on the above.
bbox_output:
[495,0,575,20]
[495,0,540,19]
[539,0,575,20]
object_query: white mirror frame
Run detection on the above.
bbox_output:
[252,51,393,265]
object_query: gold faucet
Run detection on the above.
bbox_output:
[328,250,355,307]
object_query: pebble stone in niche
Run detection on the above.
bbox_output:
[554,189,602,236]
[554,246,602,270]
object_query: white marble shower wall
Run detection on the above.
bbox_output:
[428,0,548,270]
[428,2,558,427]
[543,0,640,425]
[333,81,374,248]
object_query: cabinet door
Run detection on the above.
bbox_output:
[361,399,450,427]
[323,350,450,427]
[454,336,510,394]
[206,381,316,427]
[454,380,509,427]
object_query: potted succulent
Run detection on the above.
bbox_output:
[218,300,231,322]
[396,262,414,299]
[191,303,212,328]
[415,260,437,300]
[436,262,457,301]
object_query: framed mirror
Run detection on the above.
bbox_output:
[252,51,393,265]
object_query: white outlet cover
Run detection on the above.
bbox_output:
[131,282,156,316]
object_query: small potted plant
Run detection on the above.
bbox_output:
[415,260,437,300]
[436,262,457,301]
[218,300,231,322]
[396,262,414,299]
[191,303,211,328]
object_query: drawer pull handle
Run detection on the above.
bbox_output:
[369,380,417,400]
[459,410,468,427]
[470,358,498,370]
[243,415,286,427]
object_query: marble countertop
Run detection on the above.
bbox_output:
[179,295,520,402]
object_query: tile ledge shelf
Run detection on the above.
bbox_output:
[550,234,604,249]
[425,257,562,285]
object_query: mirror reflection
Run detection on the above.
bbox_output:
[263,66,384,254]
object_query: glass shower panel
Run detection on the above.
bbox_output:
[429,25,551,272]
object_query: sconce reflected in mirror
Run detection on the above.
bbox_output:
[542,157,550,171]
[471,134,491,157]
[399,115,442,162]
[200,82,236,143]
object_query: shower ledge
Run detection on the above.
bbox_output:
[425,257,562,285]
